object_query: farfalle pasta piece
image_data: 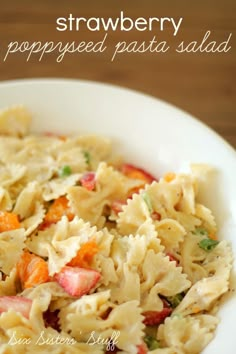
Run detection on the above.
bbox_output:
[72,135,112,170]
[109,233,158,276]
[0,164,26,189]
[0,106,31,137]
[22,202,45,237]
[13,181,42,219]
[67,184,106,228]
[180,232,208,283]
[21,282,73,313]
[141,283,164,312]
[155,219,186,251]
[145,180,202,233]
[68,162,141,227]
[181,233,232,284]
[203,240,232,278]
[0,136,24,164]
[0,187,12,211]
[125,234,148,266]
[0,229,26,275]
[117,193,150,235]
[195,203,217,234]
[170,173,197,215]
[136,218,159,240]
[0,268,17,296]
[146,181,182,218]
[109,262,141,303]
[173,276,228,316]
[93,255,118,287]
[22,134,63,156]
[173,243,232,316]
[157,314,219,354]
[173,212,201,233]
[23,154,55,184]
[56,146,87,173]
[141,250,191,296]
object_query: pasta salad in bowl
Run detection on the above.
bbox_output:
[0,79,235,354]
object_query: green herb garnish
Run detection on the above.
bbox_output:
[198,238,219,252]
[144,335,160,350]
[142,192,153,213]
[83,151,91,165]
[166,293,183,308]
[171,313,183,319]
[58,165,72,178]
[193,227,208,236]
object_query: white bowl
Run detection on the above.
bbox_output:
[0,78,235,354]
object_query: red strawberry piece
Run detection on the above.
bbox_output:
[111,200,126,214]
[0,296,32,319]
[151,211,161,221]
[121,164,157,184]
[142,307,172,326]
[54,266,101,297]
[80,172,96,191]
[137,342,148,354]
[166,253,179,264]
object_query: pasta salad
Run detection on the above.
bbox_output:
[0,106,233,354]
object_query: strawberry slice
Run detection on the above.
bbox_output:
[54,266,101,297]
[142,307,172,326]
[151,211,161,221]
[111,200,127,214]
[137,342,148,354]
[0,296,32,319]
[80,172,96,191]
[166,253,179,264]
[121,164,157,184]
[44,132,66,141]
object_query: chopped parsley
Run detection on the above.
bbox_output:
[166,293,183,308]
[142,193,153,213]
[58,165,72,178]
[193,227,208,236]
[83,151,91,165]
[198,238,219,252]
[144,335,160,350]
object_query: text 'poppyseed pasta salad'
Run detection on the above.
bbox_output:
[0,106,233,354]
